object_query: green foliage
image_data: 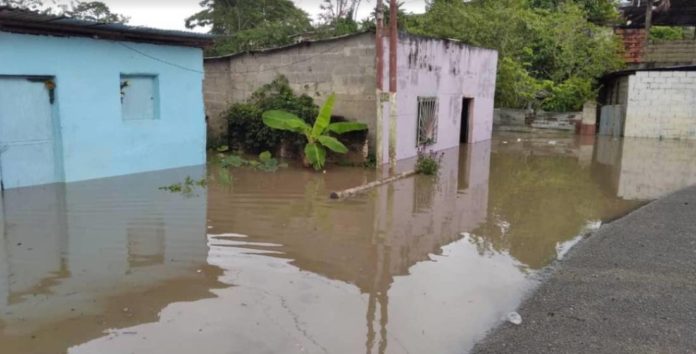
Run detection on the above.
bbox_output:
[225,76,318,154]
[185,0,311,56]
[528,0,620,25]
[217,151,286,172]
[59,1,129,23]
[407,0,624,111]
[542,77,594,112]
[415,150,442,176]
[262,93,368,171]
[650,26,689,41]
[1,0,129,23]
[159,176,207,197]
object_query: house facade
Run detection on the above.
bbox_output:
[0,7,211,190]
[204,32,498,165]
[596,1,696,139]
[600,68,696,139]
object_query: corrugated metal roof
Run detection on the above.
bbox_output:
[0,6,212,47]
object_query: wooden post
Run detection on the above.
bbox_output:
[329,170,417,199]
[644,0,653,48]
[376,1,384,92]
[375,0,384,168]
[388,0,398,171]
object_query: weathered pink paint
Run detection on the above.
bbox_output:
[378,33,498,164]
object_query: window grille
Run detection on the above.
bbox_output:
[416,97,438,146]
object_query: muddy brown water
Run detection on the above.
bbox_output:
[1,133,695,353]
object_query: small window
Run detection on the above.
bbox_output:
[120,75,158,121]
[416,97,438,146]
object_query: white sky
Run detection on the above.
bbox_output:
[85,0,428,32]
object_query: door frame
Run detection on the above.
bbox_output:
[460,97,474,144]
[0,75,64,189]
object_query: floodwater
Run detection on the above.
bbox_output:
[1,133,696,353]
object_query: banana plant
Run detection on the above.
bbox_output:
[262,93,368,170]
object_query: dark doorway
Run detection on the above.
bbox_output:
[460,98,473,144]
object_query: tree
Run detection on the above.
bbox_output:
[319,0,364,23]
[0,0,46,12]
[407,0,623,111]
[60,1,129,23]
[0,0,128,23]
[186,0,312,55]
[528,0,620,24]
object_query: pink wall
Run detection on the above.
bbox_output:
[379,34,498,164]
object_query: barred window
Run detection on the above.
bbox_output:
[416,97,438,146]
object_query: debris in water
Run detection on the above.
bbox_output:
[507,312,522,325]
[516,138,522,142]
[548,140,557,145]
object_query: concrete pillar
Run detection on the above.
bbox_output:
[578,101,597,136]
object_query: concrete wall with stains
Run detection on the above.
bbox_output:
[204,33,377,146]
[0,32,206,187]
[378,33,498,163]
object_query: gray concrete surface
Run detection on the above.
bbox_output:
[472,185,696,354]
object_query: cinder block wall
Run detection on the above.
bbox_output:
[642,40,696,66]
[624,71,696,139]
[203,33,377,145]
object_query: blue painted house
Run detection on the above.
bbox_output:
[0,7,211,190]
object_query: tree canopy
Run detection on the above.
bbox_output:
[185,0,312,55]
[0,0,129,23]
[408,0,624,111]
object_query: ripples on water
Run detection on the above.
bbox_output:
[1,133,695,353]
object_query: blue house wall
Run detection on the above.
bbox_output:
[0,32,206,189]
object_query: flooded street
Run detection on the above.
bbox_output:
[1,133,695,353]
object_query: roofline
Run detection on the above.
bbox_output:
[601,65,696,82]
[0,6,213,48]
[205,31,374,61]
[204,30,497,61]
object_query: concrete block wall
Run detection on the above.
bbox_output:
[204,33,377,144]
[624,71,696,139]
[642,40,696,66]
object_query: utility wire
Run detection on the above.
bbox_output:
[117,42,205,74]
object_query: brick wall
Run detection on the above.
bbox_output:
[624,71,696,139]
[616,28,647,64]
[203,33,377,144]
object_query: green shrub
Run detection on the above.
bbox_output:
[225,76,318,154]
[415,150,443,176]
[650,26,688,41]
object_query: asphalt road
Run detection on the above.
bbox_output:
[472,185,696,354]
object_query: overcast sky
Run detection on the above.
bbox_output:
[88,0,428,32]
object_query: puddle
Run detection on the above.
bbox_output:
[1,132,696,353]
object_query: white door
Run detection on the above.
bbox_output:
[0,77,60,189]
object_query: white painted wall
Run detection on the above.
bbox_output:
[624,71,696,139]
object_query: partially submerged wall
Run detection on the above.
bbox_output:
[0,32,206,186]
[204,33,377,145]
[378,33,498,163]
[624,71,696,139]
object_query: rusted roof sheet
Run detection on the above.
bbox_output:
[0,6,212,48]
[620,0,696,27]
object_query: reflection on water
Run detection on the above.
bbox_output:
[1,133,696,353]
